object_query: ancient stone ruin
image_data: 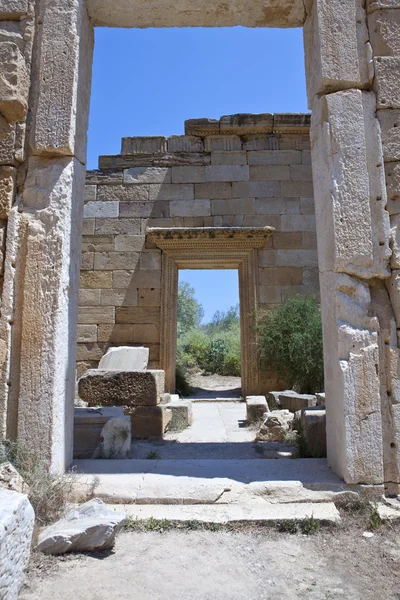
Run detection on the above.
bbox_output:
[0,0,398,502]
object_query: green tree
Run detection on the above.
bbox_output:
[177,281,204,337]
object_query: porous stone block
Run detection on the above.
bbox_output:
[83,201,119,218]
[246,396,268,423]
[0,489,34,598]
[92,416,131,459]
[97,184,149,202]
[219,113,273,135]
[166,400,193,430]
[256,409,294,442]
[121,136,167,154]
[128,405,171,439]
[303,0,372,106]
[77,324,97,343]
[77,306,115,324]
[205,165,249,182]
[301,406,327,458]
[0,41,28,123]
[374,56,400,108]
[171,166,205,183]
[279,391,317,413]
[98,346,149,371]
[0,0,28,18]
[167,136,203,153]
[377,109,400,162]
[73,406,125,459]
[78,369,165,407]
[80,271,112,289]
[368,8,400,56]
[0,166,15,219]
[123,167,171,184]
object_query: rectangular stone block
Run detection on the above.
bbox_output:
[211,151,247,165]
[114,235,145,252]
[279,391,317,413]
[121,136,167,154]
[258,250,277,267]
[139,250,161,270]
[97,323,159,344]
[80,252,94,270]
[97,184,149,202]
[137,288,161,306]
[171,166,205,183]
[123,167,171,184]
[259,267,303,286]
[0,166,15,219]
[119,201,169,219]
[249,165,290,181]
[167,136,203,153]
[272,232,303,249]
[300,198,315,215]
[242,135,278,151]
[0,42,28,123]
[77,306,115,324]
[194,182,232,199]
[77,324,97,343]
[259,285,282,304]
[149,183,194,201]
[115,306,160,325]
[82,219,95,235]
[81,235,114,252]
[374,56,400,109]
[86,170,123,185]
[94,218,141,235]
[302,233,317,251]
[112,269,161,289]
[255,198,300,215]
[83,201,119,218]
[166,400,193,430]
[129,404,171,439]
[78,369,165,407]
[232,181,280,198]
[93,251,140,271]
[280,215,316,232]
[0,0,28,18]
[290,165,313,181]
[368,8,400,56]
[76,342,108,362]
[84,185,96,202]
[79,289,101,306]
[80,271,112,289]
[247,150,301,165]
[277,249,318,267]
[205,165,249,182]
[73,406,125,459]
[204,135,242,152]
[303,0,371,106]
[246,396,268,423]
[377,109,400,162]
[170,199,211,217]
[100,289,138,307]
[279,134,311,151]
[211,198,255,215]
[281,180,313,198]
[31,0,93,162]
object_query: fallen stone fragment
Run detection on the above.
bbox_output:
[78,369,165,407]
[0,489,34,598]
[256,410,294,442]
[279,391,317,413]
[93,416,132,459]
[99,346,149,371]
[128,405,172,439]
[316,392,325,406]
[74,406,125,459]
[166,400,193,430]
[266,391,282,410]
[0,461,29,494]
[246,396,269,423]
[37,498,127,555]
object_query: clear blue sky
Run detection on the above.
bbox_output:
[87,26,308,318]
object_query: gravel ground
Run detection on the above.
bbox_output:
[21,524,400,600]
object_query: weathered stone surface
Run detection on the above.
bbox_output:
[0,113,10,141]
[93,416,131,459]
[0,42,28,123]
[300,406,327,458]
[311,90,390,278]
[0,462,28,494]
[256,410,294,442]
[74,406,124,459]
[121,137,167,155]
[165,400,193,430]
[368,8,400,56]
[316,392,325,406]
[37,498,127,555]
[246,396,268,423]
[98,346,149,371]
[167,136,203,153]
[374,56,400,109]
[377,109,400,162]
[0,0,28,18]
[123,167,171,184]
[304,0,372,106]
[0,489,34,598]
[266,391,282,410]
[31,0,93,162]
[0,166,15,219]
[83,201,119,218]
[279,391,317,413]
[78,369,165,407]
[128,404,171,439]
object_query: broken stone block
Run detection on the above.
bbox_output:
[0,489,34,598]
[246,396,269,423]
[0,165,15,219]
[316,393,325,406]
[0,41,28,122]
[78,369,165,407]
[0,462,28,494]
[266,391,282,410]
[301,406,327,458]
[98,346,149,371]
[37,498,127,555]
[74,406,125,459]
[93,416,131,459]
[128,405,171,439]
[279,391,317,413]
[256,410,294,442]
[166,400,193,430]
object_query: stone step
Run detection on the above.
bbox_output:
[108,502,341,525]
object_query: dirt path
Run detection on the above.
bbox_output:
[22,526,400,600]
[187,373,242,400]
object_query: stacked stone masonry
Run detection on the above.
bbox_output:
[77,113,318,380]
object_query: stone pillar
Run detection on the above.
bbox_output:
[4,0,93,472]
[304,0,400,489]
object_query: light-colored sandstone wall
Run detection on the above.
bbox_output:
[77,113,318,379]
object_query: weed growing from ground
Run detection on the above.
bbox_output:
[301,515,320,535]
[146,451,161,460]
[369,504,382,530]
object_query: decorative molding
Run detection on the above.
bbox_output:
[147,227,274,251]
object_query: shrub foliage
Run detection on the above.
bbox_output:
[257,295,324,394]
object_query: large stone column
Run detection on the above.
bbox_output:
[4,0,93,471]
[304,0,400,489]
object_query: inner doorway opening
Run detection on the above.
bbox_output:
[176,269,241,401]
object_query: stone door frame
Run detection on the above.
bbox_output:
[148,227,273,396]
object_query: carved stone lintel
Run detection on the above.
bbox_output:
[147,227,274,251]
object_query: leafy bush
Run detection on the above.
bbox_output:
[175,364,193,397]
[257,295,324,394]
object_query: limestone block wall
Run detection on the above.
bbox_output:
[77,113,318,378]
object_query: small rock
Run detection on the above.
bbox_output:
[92,416,131,459]
[256,410,294,442]
[362,531,374,538]
[0,462,29,494]
[37,498,127,555]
